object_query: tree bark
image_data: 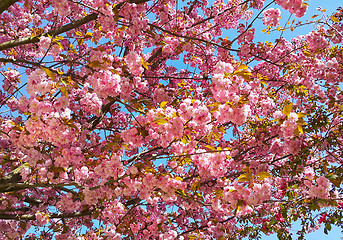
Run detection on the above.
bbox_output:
[0,13,98,51]
[0,0,20,14]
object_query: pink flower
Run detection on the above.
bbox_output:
[263,8,281,27]
[304,167,315,180]
[35,212,49,225]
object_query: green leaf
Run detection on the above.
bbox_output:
[325,223,331,231]
[236,64,249,70]
[331,16,339,23]
[237,174,250,182]
[191,181,200,191]
[84,32,93,38]
[153,118,168,125]
[303,50,312,57]
[88,61,106,69]
[141,57,149,70]
[297,113,306,118]
[324,228,328,235]
[326,174,338,180]
[283,103,292,116]
[175,189,186,197]
[257,172,271,181]
[175,177,183,181]
[59,86,68,98]
[160,101,168,108]
[297,125,303,134]
[181,135,190,144]
[205,145,216,151]
[261,81,268,88]
[41,67,55,81]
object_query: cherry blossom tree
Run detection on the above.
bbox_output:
[0,0,342,239]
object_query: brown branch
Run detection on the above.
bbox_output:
[187,0,198,15]
[87,98,116,130]
[0,0,20,14]
[188,0,250,29]
[0,210,93,220]
[147,47,162,63]
[231,1,275,45]
[0,13,98,52]
[0,182,80,193]
[148,23,239,52]
[178,216,235,237]
[0,57,42,67]
[0,0,152,52]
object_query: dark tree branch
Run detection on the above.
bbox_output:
[148,23,240,53]
[0,210,93,220]
[0,182,80,193]
[0,0,20,14]
[0,0,152,52]
[0,13,98,51]
[0,57,42,67]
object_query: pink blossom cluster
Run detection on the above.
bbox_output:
[54,95,69,109]
[27,68,54,96]
[102,200,126,224]
[0,0,342,238]
[2,69,20,94]
[223,181,272,211]
[120,79,134,100]
[88,70,122,98]
[211,61,247,105]
[74,166,89,183]
[55,147,85,169]
[260,97,275,115]
[146,107,184,148]
[153,87,172,103]
[213,61,234,75]
[120,127,144,148]
[214,104,251,125]
[306,32,329,51]
[28,97,54,114]
[97,4,117,32]
[306,176,332,199]
[88,48,115,64]
[93,154,125,183]
[192,151,229,178]
[119,2,149,36]
[20,111,76,147]
[145,99,212,148]
[56,193,81,213]
[125,51,144,76]
[275,0,308,18]
[280,112,298,139]
[163,37,181,54]
[35,212,49,226]
[80,92,103,116]
[262,8,281,27]
[179,99,211,129]
[38,36,51,50]
[237,27,255,45]
[50,0,79,17]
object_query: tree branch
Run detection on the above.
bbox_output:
[0,210,93,220]
[0,0,20,14]
[0,182,80,193]
[0,13,98,51]
[0,0,151,52]
[148,23,240,53]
